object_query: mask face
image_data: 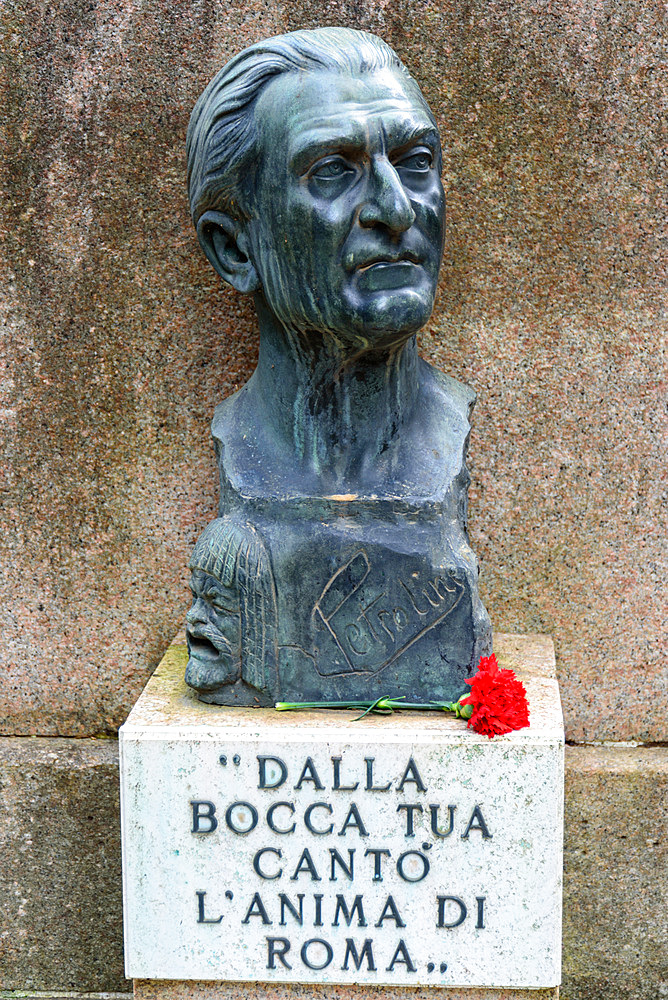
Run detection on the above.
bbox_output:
[247,66,445,349]
[185,568,242,691]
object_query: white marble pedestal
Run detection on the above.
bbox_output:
[121,633,563,997]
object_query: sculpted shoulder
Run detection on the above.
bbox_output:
[212,359,475,504]
[416,357,476,439]
[394,358,474,500]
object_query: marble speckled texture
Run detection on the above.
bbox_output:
[0,1,665,740]
[562,746,668,1000]
[0,736,127,990]
[134,981,559,1000]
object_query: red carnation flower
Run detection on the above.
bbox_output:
[459,653,530,738]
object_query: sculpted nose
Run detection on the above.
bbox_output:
[186,599,206,626]
[359,158,416,234]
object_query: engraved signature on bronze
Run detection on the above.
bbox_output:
[313,551,464,676]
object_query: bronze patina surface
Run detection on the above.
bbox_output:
[183,29,491,706]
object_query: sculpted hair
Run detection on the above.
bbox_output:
[189,516,277,691]
[186,27,405,225]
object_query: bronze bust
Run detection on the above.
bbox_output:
[184,27,491,706]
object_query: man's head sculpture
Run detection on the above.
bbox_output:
[184,28,492,707]
[186,27,444,349]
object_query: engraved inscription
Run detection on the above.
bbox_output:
[181,752,499,982]
[312,551,465,676]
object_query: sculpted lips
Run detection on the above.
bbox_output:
[187,622,237,661]
[355,250,421,271]
[350,250,424,292]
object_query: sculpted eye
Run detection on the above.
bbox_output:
[310,157,354,181]
[208,595,239,616]
[396,148,434,172]
[203,589,225,606]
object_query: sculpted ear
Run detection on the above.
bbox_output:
[196,210,260,294]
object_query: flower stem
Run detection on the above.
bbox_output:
[275,700,381,712]
[274,696,470,719]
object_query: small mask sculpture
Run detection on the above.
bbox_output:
[185,27,492,706]
[185,517,276,705]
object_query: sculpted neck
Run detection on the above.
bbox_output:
[252,296,420,484]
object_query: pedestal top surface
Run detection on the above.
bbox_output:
[122,633,563,746]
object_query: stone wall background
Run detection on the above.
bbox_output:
[1,0,665,741]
